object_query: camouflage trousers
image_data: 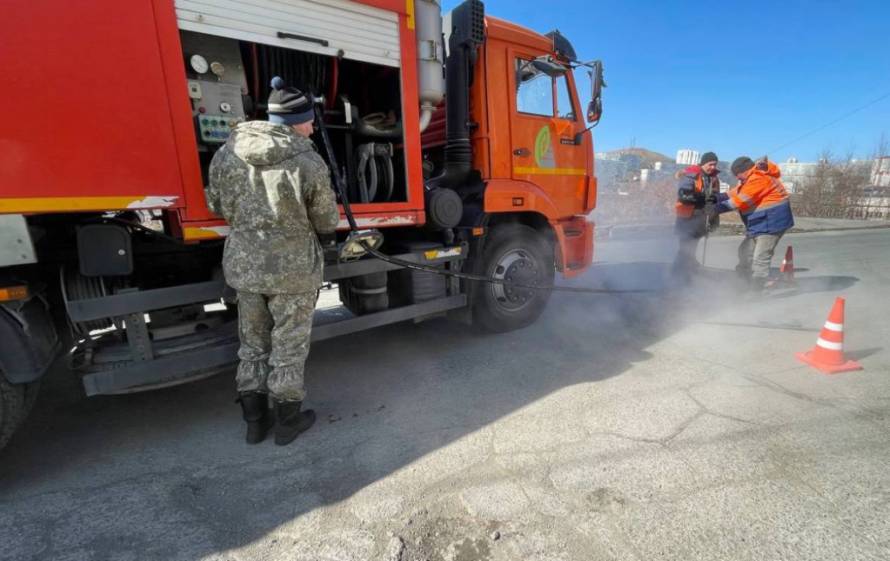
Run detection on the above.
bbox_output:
[235,291,317,402]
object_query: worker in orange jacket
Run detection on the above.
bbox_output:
[673,151,721,277]
[715,156,794,292]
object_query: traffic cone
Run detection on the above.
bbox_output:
[780,246,794,282]
[796,297,862,374]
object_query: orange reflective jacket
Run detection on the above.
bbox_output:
[675,166,719,219]
[726,162,788,214]
[717,162,794,235]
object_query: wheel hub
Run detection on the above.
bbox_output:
[492,250,539,310]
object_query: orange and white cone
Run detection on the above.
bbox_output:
[780,246,794,282]
[796,297,862,374]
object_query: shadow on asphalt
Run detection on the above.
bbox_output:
[0,259,858,559]
[767,275,860,299]
[695,265,859,301]
[846,348,884,361]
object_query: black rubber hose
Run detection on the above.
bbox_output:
[355,147,374,203]
[314,103,357,230]
[367,155,379,202]
[380,153,394,202]
[360,244,656,295]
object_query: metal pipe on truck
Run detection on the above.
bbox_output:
[414,0,445,132]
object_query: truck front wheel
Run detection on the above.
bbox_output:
[473,224,555,332]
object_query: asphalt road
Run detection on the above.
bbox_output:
[1,229,888,561]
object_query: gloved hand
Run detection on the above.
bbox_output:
[678,188,702,204]
[755,155,769,171]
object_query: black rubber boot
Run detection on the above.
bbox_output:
[237,392,274,444]
[273,400,316,446]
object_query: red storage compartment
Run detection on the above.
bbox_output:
[1,0,186,212]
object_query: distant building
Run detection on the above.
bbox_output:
[872,156,890,187]
[779,157,820,194]
[847,159,874,176]
[676,149,700,166]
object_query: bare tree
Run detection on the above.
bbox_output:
[872,132,888,160]
[794,149,872,218]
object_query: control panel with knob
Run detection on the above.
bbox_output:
[198,114,241,144]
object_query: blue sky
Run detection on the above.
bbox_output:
[442,0,890,162]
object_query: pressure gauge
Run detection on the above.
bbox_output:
[219,102,232,113]
[210,61,225,77]
[190,54,209,74]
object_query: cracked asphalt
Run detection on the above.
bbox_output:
[1,228,888,561]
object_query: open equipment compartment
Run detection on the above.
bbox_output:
[180,28,410,205]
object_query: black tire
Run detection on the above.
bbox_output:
[0,375,27,451]
[21,380,40,421]
[473,223,555,333]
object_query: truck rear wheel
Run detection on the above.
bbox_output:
[0,375,28,450]
[473,224,554,333]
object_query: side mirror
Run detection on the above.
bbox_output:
[531,57,567,78]
[573,106,597,143]
[586,99,602,124]
[587,60,605,126]
[518,56,567,83]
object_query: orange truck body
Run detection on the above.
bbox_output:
[477,17,596,273]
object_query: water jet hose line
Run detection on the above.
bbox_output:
[313,104,656,296]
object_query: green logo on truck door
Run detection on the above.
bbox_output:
[534,126,555,168]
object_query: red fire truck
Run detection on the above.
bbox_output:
[0,0,603,448]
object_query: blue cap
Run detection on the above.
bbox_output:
[267,76,315,125]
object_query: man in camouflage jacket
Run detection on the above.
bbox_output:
[207,78,338,445]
